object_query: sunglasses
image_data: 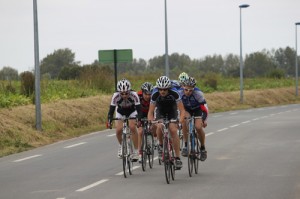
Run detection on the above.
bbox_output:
[120,92,129,96]
[158,88,168,91]
[184,88,194,92]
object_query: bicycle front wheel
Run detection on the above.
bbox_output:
[194,133,200,174]
[122,134,128,178]
[141,131,147,172]
[187,134,194,177]
[148,134,154,169]
[163,139,171,184]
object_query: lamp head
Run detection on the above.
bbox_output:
[239,4,250,8]
[296,22,300,26]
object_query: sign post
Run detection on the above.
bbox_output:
[98,49,133,91]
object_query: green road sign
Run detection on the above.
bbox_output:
[98,49,133,63]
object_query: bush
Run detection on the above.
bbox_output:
[268,69,285,79]
[20,71,35,97]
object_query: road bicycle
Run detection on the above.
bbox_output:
[185,116,202,177]
[140,119,154,171]
[151,118,178,184]
[112,116,136,178]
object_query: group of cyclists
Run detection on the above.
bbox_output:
[106,72,208,170]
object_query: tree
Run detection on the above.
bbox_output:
[274,46,296,76]
[0,66,18,80]
[40,48,80,79]
[244,51,276,77]
[223,54,240,77]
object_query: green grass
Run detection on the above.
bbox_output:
[0,77,296,108]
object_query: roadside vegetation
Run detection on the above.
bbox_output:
[0,46,300,157]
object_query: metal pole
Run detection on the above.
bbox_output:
[239,7,244,103]
[295,23,300,96]
[33,0,42,131]
[239,4,249,104]
[114,49,118,92]
[164,0,169,77]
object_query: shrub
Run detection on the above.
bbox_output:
[20,71,35,97]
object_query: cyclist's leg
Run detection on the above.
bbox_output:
[115,113,124,158]
[194,109,207,161]
[115,113,123,144]
[181,111,191,156]
[169,123,180,157]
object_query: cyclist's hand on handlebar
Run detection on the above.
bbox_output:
[137,120,142,128]
[203,120,207,128]
[106,121,112,129]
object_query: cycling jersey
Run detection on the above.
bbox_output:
[178,87,208,121]
[151,87,181,120]
[137,90,150,118]
[107,91,141,120]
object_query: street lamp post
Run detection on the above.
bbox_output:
[33,0,42,131]
[164,0,169,77]
[239,4,249,103]
[295,22,300,96]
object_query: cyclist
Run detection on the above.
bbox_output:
[178,76,208,161]
[106,78,141,161]
[147,76,185,169]
[136,82,157,163]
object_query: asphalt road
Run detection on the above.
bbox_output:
[0,104,300,199]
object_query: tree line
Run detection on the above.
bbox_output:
[0,46,299,81]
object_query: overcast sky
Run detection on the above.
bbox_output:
[1,0,300,73]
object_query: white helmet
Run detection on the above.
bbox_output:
[117,78,131,92]
[156,76,171,89]
[178,72,189,84]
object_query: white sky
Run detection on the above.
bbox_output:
[0,0,300,73]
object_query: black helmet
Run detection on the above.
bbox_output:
[141,82,154,93]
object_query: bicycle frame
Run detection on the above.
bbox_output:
[151,118,177,184]
[185,115,202,177]
[112,116,136,178]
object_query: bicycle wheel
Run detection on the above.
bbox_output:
[122,133,128,178]
[170,141,175,181]
[148,134,154,169]
[141,130,147,172]
[163,139,171,184]
[187,134,194,177]
[194,133,200,174]
[128,137,133,175]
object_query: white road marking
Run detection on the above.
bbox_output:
[64,142,87,149]
[242,120,251,124]
[206,132,215,136]
[252,118,259,121]
[212,115,222,118]
[107,134,115,137]
[115,166,140,176]
[229,112,238,115]
[217,128,228,132]
[13,154,42,162]
[230,124,240,128]
[76,179,109,192]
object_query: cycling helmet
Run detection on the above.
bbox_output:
[170,80,181,88]
[141,82,153,93]
[117,78,131,92]
[156,76,171,89]
[178,72,189,84]
[183,76,197,87]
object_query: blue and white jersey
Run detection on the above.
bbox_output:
[178,87,206,110]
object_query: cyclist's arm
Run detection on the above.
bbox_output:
[107,105,116,121]
[147,103,156,121]
[177,101,185,124]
